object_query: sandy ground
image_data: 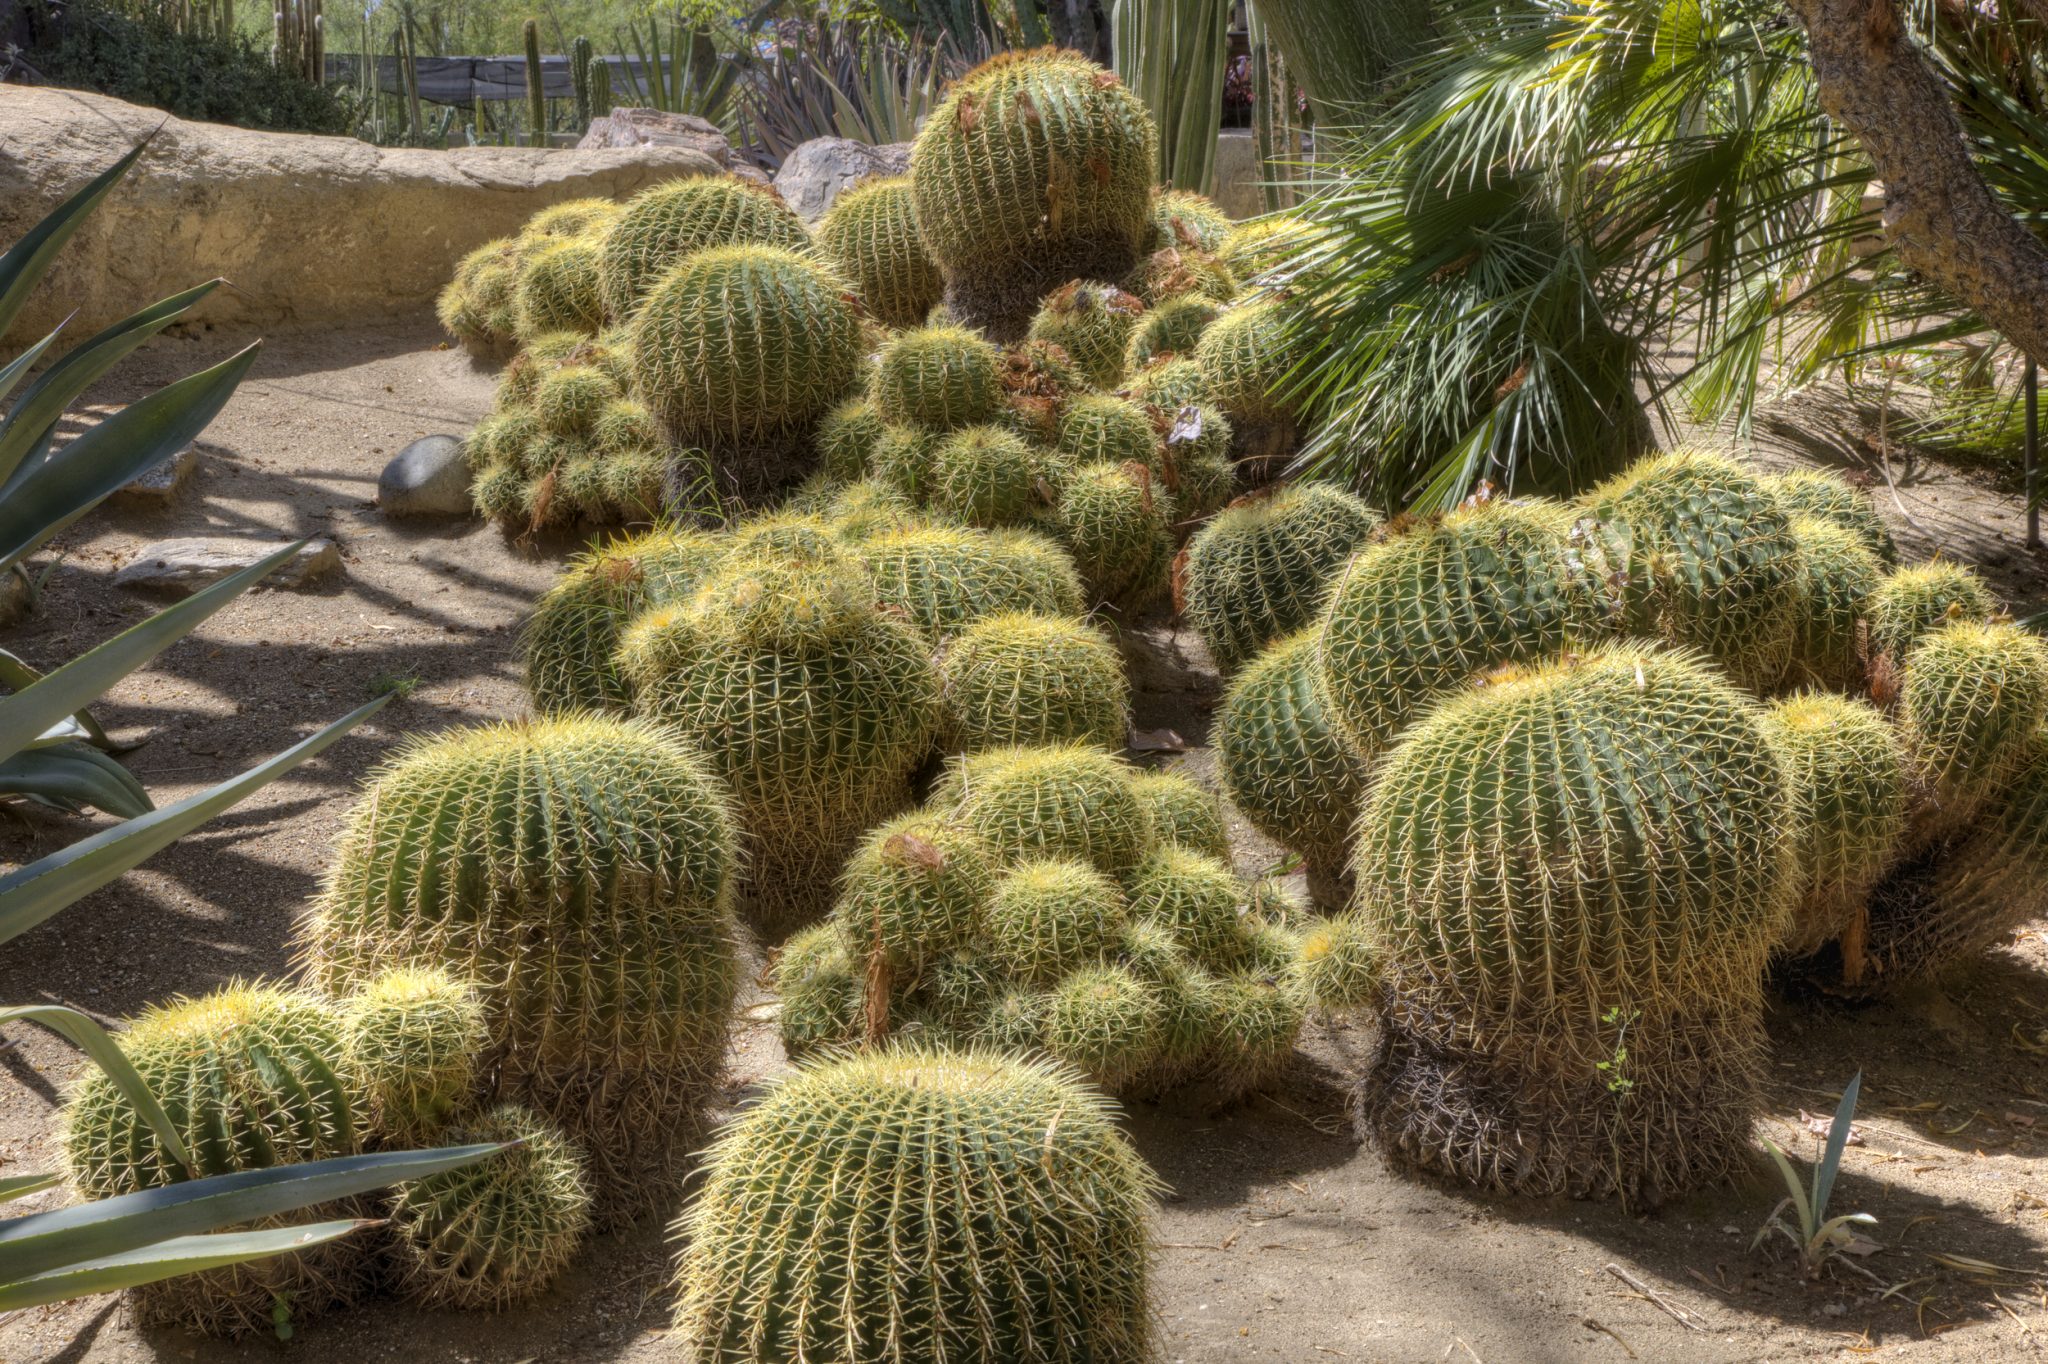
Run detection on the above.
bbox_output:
[5,319,2048,1362]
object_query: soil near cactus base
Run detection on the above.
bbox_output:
[5,319,2048,1363]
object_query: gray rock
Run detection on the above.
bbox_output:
[771,138,913,223]
[109,443,198,506]
[115,537,341,597]
[576,108,734,167]
[377,435,472,517]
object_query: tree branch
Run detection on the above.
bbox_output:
[1784,0,2048,365]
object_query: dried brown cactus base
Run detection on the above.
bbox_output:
[1356,1006,1764,1210]
[133,1209,378,1338]
[940,239,1145,344]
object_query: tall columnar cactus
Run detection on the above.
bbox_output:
[672,1046,1157,1363]
[522,527,728,715]
[1217,629,1369,909]
[939,611,1131,753]
[1193,297,1302,470]
[857,525,1087,642]
[835,813,996,974]
[928,424,1071,529]
[1027,282,1149,388]
[1866,561,1999,668]
[616,559,940,932]
[1351,645,1793,1204]
[390,1104,593,1310]
[1898,621,2048,837]
[62,984,367,1336]
[339,967,488,1147]
[1763,468,1897,565]
[524,19,546,141]
[870,325,1006,432]
[1056,461,1178,609]
[302,717,739,1206]
[1183,483,1383,673]
[1863,734,2048,983]
[631,246,861,486]
[1129,769,1230,861]
[815,175,943,328]
[570,35,594,125]
[909,50,1159,338]
[1577,449,1803,693]
[514,239,609,341]
[1760,694,1907,962]
[1314,499,1609,764]
[599,175,813,321]
[1127,294,1221,371]
[945,743,1155,876]
[1784,516,1884,692]
[1057,394,1162,470]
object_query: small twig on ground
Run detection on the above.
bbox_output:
[1581,1318,1637,1359]
[1602,1264,1707,1331]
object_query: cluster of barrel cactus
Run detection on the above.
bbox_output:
[1202,449,2048,1204]
[60,974,592,1334]
[774,743,1309,1098]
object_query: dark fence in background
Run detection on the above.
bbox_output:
[324,55,665,105]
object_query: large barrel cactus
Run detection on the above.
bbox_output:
[815,175,942,328]
[910,50,1158,338]
[1351,645,1793,1205]
[301,716,738,1207]
[630,245,861,492]
[1314,499,1609,763]
[1577,449,1803,692]
[62,984,368,1336]
[617,558,940,932]
[671,1046,1157,1363]
[1182,483,1382,673]
[597,175,812,320]
[1217,628,1370,909]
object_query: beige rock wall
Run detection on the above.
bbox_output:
[0,86,721,346]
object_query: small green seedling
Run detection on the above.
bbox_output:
[1594,1005,1639,1095]
[1754,1070,1875,1277]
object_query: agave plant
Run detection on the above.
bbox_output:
[0,139,387,947]
[737,14,960,164]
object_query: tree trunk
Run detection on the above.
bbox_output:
[1784,0,2048,365]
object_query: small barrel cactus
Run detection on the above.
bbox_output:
[814,175,943,328]
[513,238,607,341]
[1124,245,1237,307]
[521,197,622,245]
[1129,769,1230,861]
[835,812,995,975]
[630,244,861,470]
[1292,911,1378,1011]
[339,967,488,1147]
[1352,645,1793,1204]
[871,423,943,501]
[1057,393,1162,470]
[1578,449,1802,692]
[62,984,367,1336]
[1125,355,1210,410]
[1193,297,1302,467]
[532,363,618,437]
[598,175,811,320]
[617,558,940,931]
[939,610,1130,753]
[1056,461,1178,609]
[1206,971,1306,1098]
[1219,213,1317,280]
[928,424,1071,528]
[858,524,1087,642]
[1784,516,1884,691]
[1126,845,1249,971]
[1028,281,1149,388]
[522,527,728,714]
[1127,294,1222,371]
[817,397,886,482]
[1314,499,1608,763]
[984,857,1131,984]
[1760,694,1907,961]
[1898,620,2048,836]
[945,743,1154,876]
[871,325,1007,432]
[910,50,1158,338]
[775,922,865,1055]
[438,238,523,352]
[1042,965,1166,1090]
[1867,560,1998,667]
[1151,189,1233,253]
[672,1046,1157,1363]
[302,717,739,1206]
[1182,483,1383,673]
[388,1104,593,1310]
[1763,467,1896,565]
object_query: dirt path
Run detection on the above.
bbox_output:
[4,321,2048,1362]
